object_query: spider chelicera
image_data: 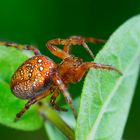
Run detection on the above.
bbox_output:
[0,36,122,121]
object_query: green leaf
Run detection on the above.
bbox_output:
[44,95,81,140]
[39,103,75,140]
[0,46,42,130]
[44,111,74,140]
[45,121,68,140]
[76,15,140,140]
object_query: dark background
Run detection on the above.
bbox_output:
[0,0,140,139]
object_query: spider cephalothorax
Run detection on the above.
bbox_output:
[0,36,122,121]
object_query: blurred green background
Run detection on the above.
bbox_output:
[0,0,140,139]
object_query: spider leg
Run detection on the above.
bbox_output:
[46,39,70,59]
[70,36,106,44]
[64,35,106,53]
[47,36,106,59]
[52,73,77,119]
[74,62,122,82]
[50,89,68,111]
[46,37,95,59]
[70,36,106,58]
[63,44,71,53]
[0,42,41,55]
[15,90,50,121]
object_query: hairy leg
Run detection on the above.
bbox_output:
[0,42,41,55]
[74,62,122,82]
[46,39,70,59]
[65,36,106,55]
[50,89,68,111]
[52,73,77,119]
[46,37,94,59]
[46,36,105,59]
[15,90,50,121]
[70,36,106,44]
[69,36,106,58]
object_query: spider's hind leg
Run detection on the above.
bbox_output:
[15,90,51,121]
[0,42,41,55]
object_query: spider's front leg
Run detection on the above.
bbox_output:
[74,62,122,82]
[46,37,94,59]
[46,36,106,59]
[69,36,106,44]
[52,72,77,119]
[70,36,106,58]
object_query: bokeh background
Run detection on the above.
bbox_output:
[0,0,140,139]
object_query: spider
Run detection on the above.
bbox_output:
[0,36,122,121]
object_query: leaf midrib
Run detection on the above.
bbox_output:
[86,46,140,140]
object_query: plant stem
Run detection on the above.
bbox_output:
[39,104,75,140]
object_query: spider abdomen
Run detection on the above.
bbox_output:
[10,55,56,99]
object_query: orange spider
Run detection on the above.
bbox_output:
[0,36,122,121]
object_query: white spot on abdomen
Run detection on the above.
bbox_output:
[38,59,42,63]
[39,66,43,71]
